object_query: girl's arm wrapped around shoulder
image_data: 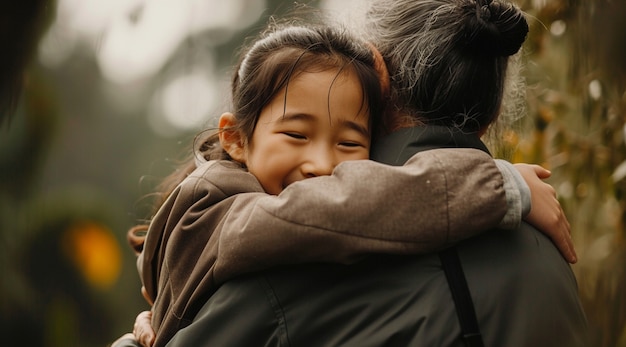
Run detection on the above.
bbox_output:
[212,148,515,282]
[139,149,520,344]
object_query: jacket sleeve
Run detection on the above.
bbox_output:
[140,161,266,345]
[495,159,531,229]
[211,148,511,283]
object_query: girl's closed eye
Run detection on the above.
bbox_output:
[282,132,307,140]
[339,140,366,148]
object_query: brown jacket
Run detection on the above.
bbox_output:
[140,148,514,347]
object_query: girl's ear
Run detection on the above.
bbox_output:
[218,112,246,163]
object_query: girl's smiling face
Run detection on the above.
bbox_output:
[241,68,371,195]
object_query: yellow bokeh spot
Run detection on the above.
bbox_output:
[62,221,122,290]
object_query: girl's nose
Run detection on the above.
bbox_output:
[301,149,336,178]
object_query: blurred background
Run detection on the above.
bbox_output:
[1,0,625,346]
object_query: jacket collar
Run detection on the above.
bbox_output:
[371,125,491,166]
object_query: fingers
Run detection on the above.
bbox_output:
[540,172,576,263]
[552,203,577,264]
[562,206,576,263]
[515,163,552,180]
[546,197,576,264]
[518,162,577,264]
[531,164,552,179]
[531,165,552,180]
[133,311,155,347]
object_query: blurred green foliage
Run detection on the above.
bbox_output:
[508,1,626,346]
[1,0,624,346]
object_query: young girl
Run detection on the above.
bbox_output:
[113,17,572,347]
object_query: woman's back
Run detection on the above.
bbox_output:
[166,222,587,347]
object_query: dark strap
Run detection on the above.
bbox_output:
[439,247,485,347]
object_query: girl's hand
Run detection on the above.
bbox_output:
[133,311,155,347]
[514,164,577,264]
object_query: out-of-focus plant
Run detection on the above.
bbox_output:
[495,0,626,345]
[0,0,55,125]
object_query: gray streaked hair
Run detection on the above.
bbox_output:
[365,0,528,133]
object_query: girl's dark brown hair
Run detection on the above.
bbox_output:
[128,17,384,253]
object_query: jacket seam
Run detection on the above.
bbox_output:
[258,276,292,346]
[251,206,436,244]
[430,151,450,244]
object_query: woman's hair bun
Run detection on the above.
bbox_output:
[465,0,529,57]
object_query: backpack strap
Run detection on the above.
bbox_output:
[439,247,485,347]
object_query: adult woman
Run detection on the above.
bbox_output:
[158,1,589,346]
